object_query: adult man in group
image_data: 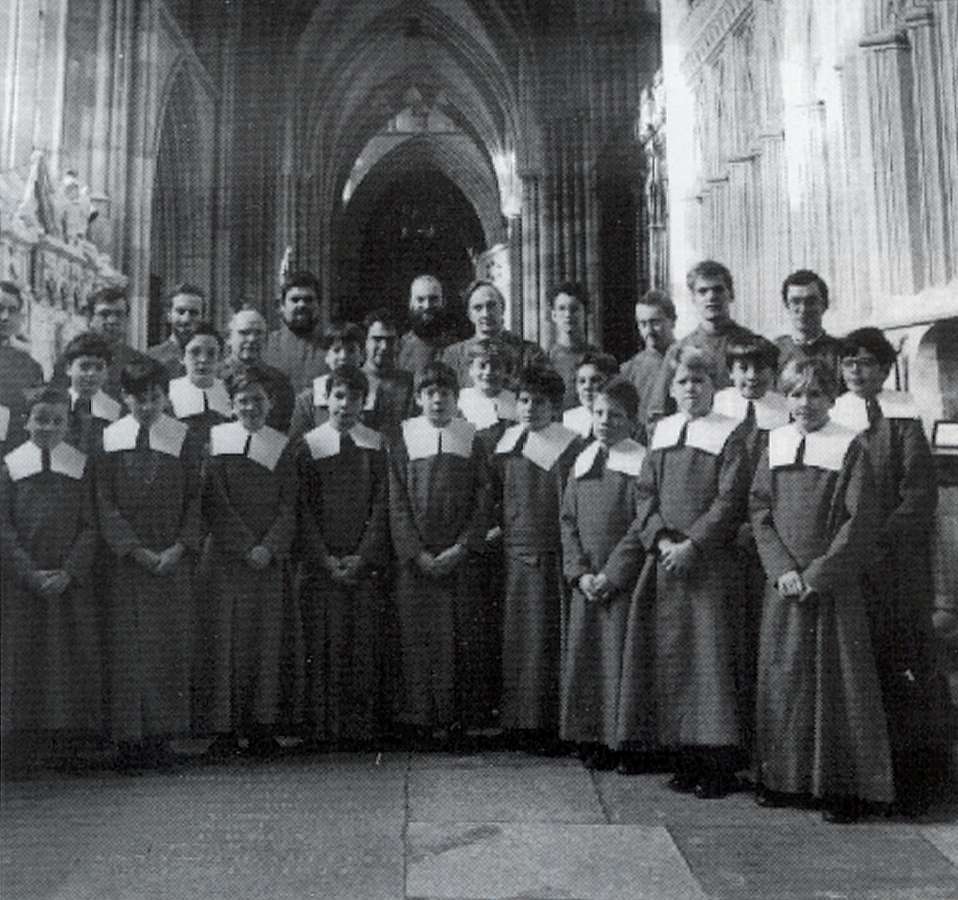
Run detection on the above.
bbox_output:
[361,308,414,443]
[397,274,456,378]
[221,308,295,432]
[442,280,546,389]
[773,269,844,386]
[620,288,676,428]
[262,270,327,394]
[0,280,44,449]
[147,283,205,378]
[546,282,600,410]
[54,285,151,401]
[646,260,751,423]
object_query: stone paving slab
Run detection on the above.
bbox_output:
[409,750,581,769]
[669,823,958,900]
[406,822,707,900]
[921,826,958,867]
[408,763,606,823]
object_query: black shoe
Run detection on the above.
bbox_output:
[694,773,739,799]
[143,739,183,770]
[616,752,659,776]
[205,733,242,761]
[582,747,618,771]
[754,785,792,808]
[246,735,283,759]
[821,797,862,824]
[667,772,698,794]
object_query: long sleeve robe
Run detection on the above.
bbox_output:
[0,342,44,450]
[262,324,328,394]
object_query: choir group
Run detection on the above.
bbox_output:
[0,260,944,826]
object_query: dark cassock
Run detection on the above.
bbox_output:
[749,421,894,805]
[296,421,390,742]
[1,441,100,735]
[0,342,44,450]
[196,421,296,736]
[559,438,656,750]
[773,333,845,391]
[645,322,753,422]
[442,332,547,391]
[262,325,328,395]
[620,346,670,429]
[388,416,490,729]
[167,375,232,446]
[831,389,944,809]
[219,357,295,433]
[96,414,202,743]
[147,335,187,379]
[602,410,749,754]
[66,388,122,456]
[494,422,580,733]
[397,330,454,380]
[548,342,600,411]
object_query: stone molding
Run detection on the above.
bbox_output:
[679,0,753,80]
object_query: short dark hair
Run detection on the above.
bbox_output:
[23,384,70,410]
[319,321,365,351]
[225,364,271,399]
[281,270,320,300]
[781,269,829,308]
[577,351,619,380]
[416,361,459,394]
[548,281,588,310]
[462,279,504,308]
[517,365,565,407]
[363,307,399,334]
[62,332,113,366]
[780,357,839,399]
[185,322,224,352]
[670,345,719,383]
[87,285,129,316]
[165,283,205,306]
[326,364,369,400]
[0,280,23,308]
[685,260,733,295]
[467,338,505,365]
[598,377,639,422]
[841,327,896,369]
[635,288,676,322]
[120,358,168,396]
[726,332,779,371]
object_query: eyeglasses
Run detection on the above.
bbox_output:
[840,356,880,370]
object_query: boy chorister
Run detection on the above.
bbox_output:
[832,327,941,816]
[167,323,232,444]
[61,332,121,456]
[200,367,296,758]
[458,341,518,440]
[289,322,365,442]
[297,366,390,746]
[559,379,654,772]
[562,352,619,439]
[600,347,749,797]
[495,365,580,749]
[389,362,490,743]
[97,359,201,768]
[750,357,893,822]
[1,386,100,758]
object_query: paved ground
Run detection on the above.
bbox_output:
[2,745,957,899]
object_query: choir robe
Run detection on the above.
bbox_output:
[289,371,413,445]
[494,422,581,732]
[713,386,790,753]
[0,342,44,449]
[1,441,100,734]
[198,422,296,734]
[168,376,232,446]
[147,335,187,379]
[831,390,943,801]
[66,389,122,456]
[397,330,454,380]
[773,333,844,391]
[563,405,593,440]
[559,438,655,749]
[645,322,753,422]
[0,403,9,455]
[297,422,390,741]
[621,346,670,428]
[97,414,202,743]
[457,386,518,433]
[548,343,600,410]
[262,324,328,394]
[442,332,547,390]
[389,416,490,728]
[219,358,295,433]
[602,410,749,750]
[749,421,894,803]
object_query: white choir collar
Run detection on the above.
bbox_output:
[712,386,790,431]
[305,420,382,459]
[402,416,475,460]
[831,390,922,432]
[0,404,9,441]
[209,420,287,470]
[4,440,86,481]
[103,414,187,457]
[651,410,739,455]
[562,405,593,438]
[573,436,646,479]
[496,421,578,471]
[458,387,517,429]
[313,373,376,411]
[768,420,857,472]
[70,387,121,422]
[168,376,232,419]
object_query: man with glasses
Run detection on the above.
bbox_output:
[773,270,844,388]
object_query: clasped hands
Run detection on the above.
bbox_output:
[578,572,612,603]
[657,536,698,576]
[776,569,816,603]
[32,569,72,597]
[416,543,467,578]
[323,553,364,584]
[132,543,185,576]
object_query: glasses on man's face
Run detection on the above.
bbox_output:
[841,356,879,370]
[786,298,824,311]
